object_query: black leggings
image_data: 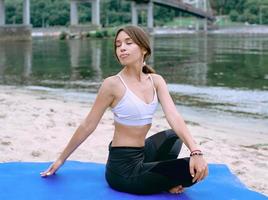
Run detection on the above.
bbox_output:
[105,129,195,194]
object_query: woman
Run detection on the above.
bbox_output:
[41,25,208,195]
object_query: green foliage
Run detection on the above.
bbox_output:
[5,0,22,24]
[102,29,108,37]
[154,5,175,24]
[3,0,268,27]
[210,0,245,15]
[95,30,104,38]
[211,0,268,24]
[78,2,91,24]
[29,0,70,27]
[101,0,131,27]
[59,31,68,40]
[87,28,115,38]
[229,10,239,22]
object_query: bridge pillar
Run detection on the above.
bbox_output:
[131,2,138,26]
[0,0,5,25]
[203,0,207,31]
[147,1,153,29]
[70,0,100,26]
[70,0,78,25]
[194,0,208,31]
[91,0,100,26]
[131,1,154,29]
[23,0,30,25]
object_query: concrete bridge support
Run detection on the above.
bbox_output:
[131,1,154,29]
[91,0,100,26]
[0,0,5,25]
[193,0,208,31]
[70,0,100,26]
[23,0,30,25]
[0,0,31,40]
[70,1,79,25]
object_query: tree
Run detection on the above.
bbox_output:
[4,0,267,27]
[5,0,22,24]
[211,0,268,24]
[229,10,239,21]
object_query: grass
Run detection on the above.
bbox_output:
[165,17,198,27]
[164,16,245,28]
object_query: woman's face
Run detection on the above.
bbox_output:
[115,31,144,66]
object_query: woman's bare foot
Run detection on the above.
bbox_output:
[169,185,184,194]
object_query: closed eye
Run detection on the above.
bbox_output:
[115,38,134,47]
[115,42,122,47]
[125,38,133,45]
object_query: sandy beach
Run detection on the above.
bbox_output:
[0,85,267,196]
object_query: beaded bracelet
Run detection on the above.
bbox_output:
[190,149,201,154]
[190,152,203,157]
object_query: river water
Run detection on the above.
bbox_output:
[0,34,267,131]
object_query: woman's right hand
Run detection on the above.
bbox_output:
[40,159,64,177]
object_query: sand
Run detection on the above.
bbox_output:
[0,85,267,196]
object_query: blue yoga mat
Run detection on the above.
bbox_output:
[0,161,266,200]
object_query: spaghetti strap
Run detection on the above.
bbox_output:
[116,74,128,89]
[148,74,156,90]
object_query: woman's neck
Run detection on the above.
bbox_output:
[123,63,146,82]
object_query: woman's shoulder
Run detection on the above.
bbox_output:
[150,73,162,79]
[100,75,124,98]
[150,73,166,85]
[101,75,121,89]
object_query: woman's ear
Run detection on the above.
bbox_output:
[143,50,147,56]
[141,47,147,55]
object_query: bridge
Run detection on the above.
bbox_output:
[130,0,214,20]
[129,0,214,30]
[153,0,214,21]
[69,0,214,29]
[0,0,214,40]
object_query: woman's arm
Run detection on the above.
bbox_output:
[154,74,198,151]
[153,74,208,182]
[40,77,115,177]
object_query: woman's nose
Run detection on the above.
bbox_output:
[119,43,127,52]
[120,46,126,52]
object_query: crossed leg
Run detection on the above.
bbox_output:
[144,129,192,194]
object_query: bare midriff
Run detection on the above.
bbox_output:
[111,121,152,147]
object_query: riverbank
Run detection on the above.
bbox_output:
[32,25,268,38]
[153,25,268,35]
[0,85,267,195]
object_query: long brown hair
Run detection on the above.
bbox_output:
[114,25,155,74]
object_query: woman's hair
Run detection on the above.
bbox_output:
[114,25,155,74]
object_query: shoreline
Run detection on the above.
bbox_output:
[0,85,267,196]
[31,25,268,38]
[152,25,268,35]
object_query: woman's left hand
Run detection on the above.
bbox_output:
[189,155,209,183]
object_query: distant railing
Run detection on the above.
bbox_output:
[128,0,215,21]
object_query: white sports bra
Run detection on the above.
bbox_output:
[111,74,158,126]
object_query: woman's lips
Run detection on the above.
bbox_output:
[119,53,129,58]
